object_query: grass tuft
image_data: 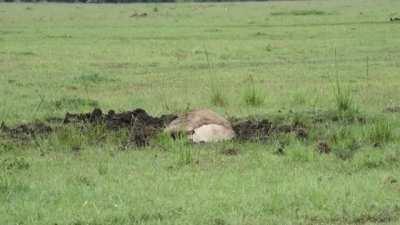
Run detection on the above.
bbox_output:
[332,75,361,122]
[334,80,355,113]
[242,76,264,107]
[75,73,116,85]
[172,135,194,166]
[210,86,227,107]
[52,97,99,111]
[366,119,393,147]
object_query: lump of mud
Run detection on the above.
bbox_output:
[221,148,240,156]
[64,108,177,130]
[130,12,148,18]
[390,17,400,22]
[316,141,331,154]
[0,121,52,139]
[384,106,400,113]
[63,108,177,147]
[232,118,308,141]
[232,119,272,141]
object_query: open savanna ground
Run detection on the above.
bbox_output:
[1,0,400,224]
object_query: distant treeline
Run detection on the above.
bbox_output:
[1,0,273,2]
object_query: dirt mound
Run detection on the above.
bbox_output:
[221,148,240,156]
[1,108,177,146]
[1,109,310,148]
[316,141,331,154]
[0,121,52,140]
[384,106,400,113]
[232,119,272,140]
[130,12,148,18]
[232,118,308,141]
[64,108,177,130]
[64,108,177,146]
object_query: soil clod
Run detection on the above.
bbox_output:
[221,148,240,156]
[1,108,312,147]
[384,106,400,113]
[63,108,177,146]
[64,108,177,130]
[0,121,52,139]
[232,119,272,141]
[130,12,148,18]
[390,17,400,22]
[316,141,331,154]
[232,118,308,141]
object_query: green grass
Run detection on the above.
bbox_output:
[242,75,265,107]
[1,1,400,224]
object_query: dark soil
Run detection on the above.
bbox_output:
[1,108,177,146]
[232,119,272,141]
[64,108,177,146]
[384,106,400,113]
[1,108,311,148]
[130,12,148,18]
[316,141,331,154]
[63,108,177,130]
[0,121,52,140]
[390,17,400,22]
[231,118,308,141]
[221,148,240,156]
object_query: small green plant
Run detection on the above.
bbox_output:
[0,157,30,171]
[292,93,307,106]
[334,79,355,113]
[353,148,386,170]
[331,68,361,122]
[76,73,115,85]
[151,132,174,151]
[153,132,195,166]
[329,126,361,160]
[51,126,85,152]
[50,97,99,111]
[173,135,194,166]
[332,138,360,160]
[0,142,16,154]
[366,119,393,147]
[97,163,108,175]
[285,141,315,162]
[242,76,264,107]
[203,45,228,107]
[210,86,227,107]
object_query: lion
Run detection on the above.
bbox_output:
[164,109,235,143]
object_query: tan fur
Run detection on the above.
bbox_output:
[191,124,235,143]
[165,109,235,143]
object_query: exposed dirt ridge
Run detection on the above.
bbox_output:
[0,108,308,147]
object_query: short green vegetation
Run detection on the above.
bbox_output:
[1,1,400,224]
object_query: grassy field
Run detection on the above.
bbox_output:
[1,0,400,224]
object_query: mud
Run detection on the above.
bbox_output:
[384,106,400,113]
[64,108,177,130]
[1,108,310,147]
[64,108,177,146]
[1,108,177,146]
[0,121,52,140]
[221,148,240,156]
[231,118,308,141]
[130,12,148,18]
[316,141,331,154]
